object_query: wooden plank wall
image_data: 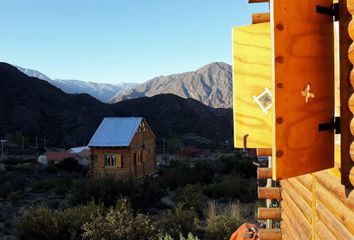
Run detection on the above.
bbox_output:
[130,124,156,178]
[92,148,132,179]
[280,171,354,240]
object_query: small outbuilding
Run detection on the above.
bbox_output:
[88,117,156,179]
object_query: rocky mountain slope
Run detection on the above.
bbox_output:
[1,63,232,147]
[110,62,233,108]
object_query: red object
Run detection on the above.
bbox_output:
[229,223,258,240]
[45,150,76,161]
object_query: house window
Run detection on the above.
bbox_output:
[136,151,142,164]
[104,154,121,167]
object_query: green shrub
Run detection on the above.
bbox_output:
[69,177,132,207]
[69,177,164,211]
[157,161,201,189]
[157,204,199,239]
[0,171,26,198]
[205,200,254,240]
[16,202,101,240]
[173,184,207,214]
[82,198,159,240]
[204,175,256,202]
[159,233,200,240]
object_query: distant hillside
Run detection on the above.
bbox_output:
[15,65,136,102]
[110,62,233,108]
[0,63,232,147]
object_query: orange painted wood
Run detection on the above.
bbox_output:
[258,207,281,220]
[252,13,270,24]
[257,167,272,179]
[258,187,281,199]
[256,148,272,156]
[257,229,281,240]
[272,0,335,180]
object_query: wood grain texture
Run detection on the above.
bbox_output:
[282,179,312,223]
[233,23,272,148]
[252,13,270,24]
[257,167,272,179]
[316,200,354,240]
[281,200,310,239]
[257,207,281,220]
[272,0,335,180]
[316,220,337,240]
[285,178,312,206]
[316,179,354,235]
[348,0,354,15]
[257,229,281,240]
[314,170,354,210]
[281,210,303,240]
[256,148,272,156]
[346,0,354,186]
[258,187,281,199]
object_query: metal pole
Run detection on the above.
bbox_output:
[163,138,166,155]
[1,140,4,157]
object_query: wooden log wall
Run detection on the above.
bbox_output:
[256,149,281,240]
[346,0,354,186]
[280,170,354,240]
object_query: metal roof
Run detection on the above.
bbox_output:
[68,146,89,153]
[88,117,143,147]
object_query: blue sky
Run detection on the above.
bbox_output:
[0,0,268,84]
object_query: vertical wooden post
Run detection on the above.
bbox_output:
[342,0,354,186]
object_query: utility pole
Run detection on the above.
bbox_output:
[163,138,166,155]
[35,137,38,148]
[1,138,4,158]
[43,139,46,149]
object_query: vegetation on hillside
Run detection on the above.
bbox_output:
[1,152,258,240]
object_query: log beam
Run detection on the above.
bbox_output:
[252,13,270,24]
[256,148,272,157]
[258,229,281,240]
[258,208,281,220]
[257,167,272,179]
[258,187,281,199]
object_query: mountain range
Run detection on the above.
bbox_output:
[15,66,136,102]
[16,62,233,108]
[1,63,232,147]
[110,62,232,108]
